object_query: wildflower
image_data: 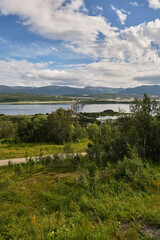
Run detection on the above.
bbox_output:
[33,215,36,223]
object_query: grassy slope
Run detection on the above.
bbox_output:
[0,142,88,160]
[0,159,160,240]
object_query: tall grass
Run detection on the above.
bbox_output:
[0,141,88,159]
[0,155,160,239]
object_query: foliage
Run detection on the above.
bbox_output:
[1,94,160,239]
[0,156,160,240]
[0,92,74,102]
[87,94,160,164]
[87,123,99,143]
[0,142,88,160]
[16,108,86,144]
[0,120,17,139]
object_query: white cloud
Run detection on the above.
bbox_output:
[31,43,39,47]
[89,19,160,66]
[111,5,130,25]
[130,2,139,7]
[0,37,7,44]
[95,6,103,11]
[1,1,160,87]
[147,0,160,9]
[51,47,58,52]
[2,58,160,88]
[1,18,160,88]
[0,0,115,58]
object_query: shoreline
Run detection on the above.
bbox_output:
[0,100,75,105]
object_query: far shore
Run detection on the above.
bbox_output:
[0,100,76,104]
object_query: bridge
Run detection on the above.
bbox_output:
[71,101,94,120]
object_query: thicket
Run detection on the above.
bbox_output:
[0,108,87,144]
[1,94,160,164]
[87,94,160,164]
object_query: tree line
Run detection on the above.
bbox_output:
[1,94,160,162]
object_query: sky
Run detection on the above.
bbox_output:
[1,0,160,88]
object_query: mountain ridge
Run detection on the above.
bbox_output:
[0,85,160,95]
[0,85,123,95]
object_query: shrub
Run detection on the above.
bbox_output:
[116,156,144,181]
[13,164,22,175]
[63,143,74,156]
[114,155,158,190]
[71,154,86,169]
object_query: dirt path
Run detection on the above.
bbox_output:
[0,152,86,167]
[0,158,27,166]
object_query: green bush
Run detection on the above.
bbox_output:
[116,156,144,181]
[114,155,158,189]
[71,154,86,169]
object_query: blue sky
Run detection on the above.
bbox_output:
[0,0,160,87]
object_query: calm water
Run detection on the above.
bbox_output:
[0,103,72,115]
[77,103,131,113]
[0,103,131,115]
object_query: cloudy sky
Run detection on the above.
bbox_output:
[1,0,160,88]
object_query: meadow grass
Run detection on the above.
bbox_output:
[0,141,88,160]
[0,158,160,240]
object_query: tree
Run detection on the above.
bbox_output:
[87,94,160,164]
[87,123,99,143]
[0,121,17,139]
[46,108,73,144]
[17,116,32,142]
[130,94,160,159]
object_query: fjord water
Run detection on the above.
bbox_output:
[0,103,131,115]
[77,103,131,113]
[0,103,72,115]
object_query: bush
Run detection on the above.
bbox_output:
[40,154,62,167]
[40,155,54,167]
[71,154,86,169]
[116,156,144,181]
[114,155,158,190]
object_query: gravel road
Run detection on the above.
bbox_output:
[0,153,86,167]
[0,158,27,166]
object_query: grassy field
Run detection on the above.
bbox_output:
[0,141,88,160]
[0,156,160,240]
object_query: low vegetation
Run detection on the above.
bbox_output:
[0,142,88,160]
[0,94,160,239]
[0,153,160,239]
[0,93,74,103]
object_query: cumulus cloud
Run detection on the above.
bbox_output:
[130,2,139,7]
[1,1,160,87]
[96,19,160,65]
[3,0,159,63]
[111,5,130,25]
[2,58,160,88]
[147,0,160,9]
[0,0,116,57]
[1,18,160,88]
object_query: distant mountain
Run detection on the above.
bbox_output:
[0,85,160,96]
[119,85,160,95]
[0,85,123,95]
